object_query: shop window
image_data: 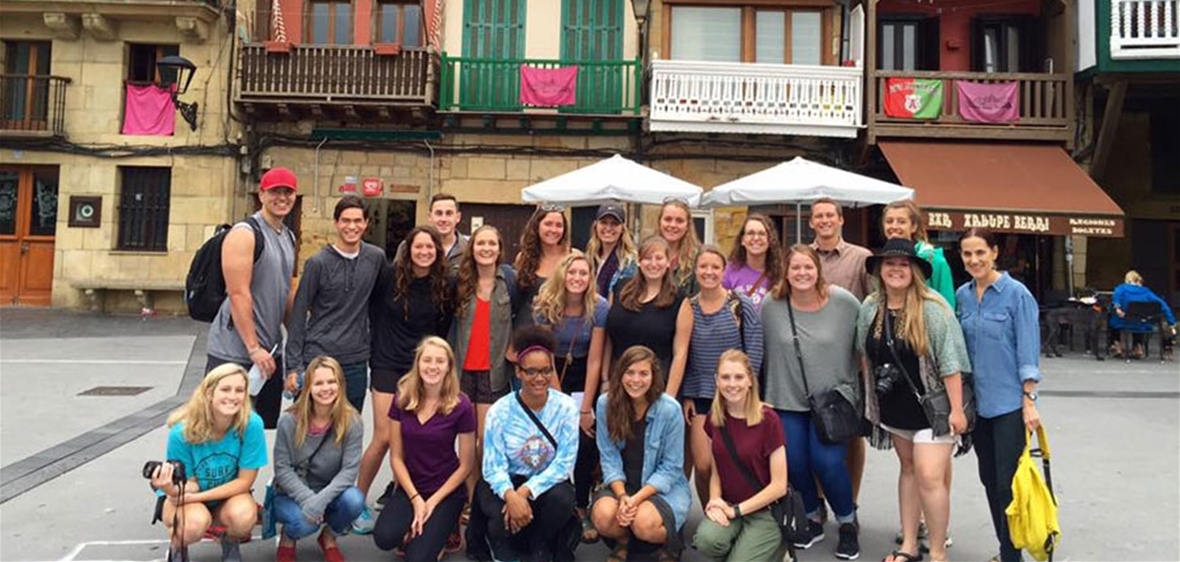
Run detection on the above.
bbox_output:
[117,167,171,252]
[878,17,939,71]
[127,44,180,85]
[307,0,354,44]
[374,0,423,46]
[668,5,825,64]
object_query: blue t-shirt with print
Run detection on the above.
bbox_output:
[164,412,268,494]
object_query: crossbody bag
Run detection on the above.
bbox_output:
[786,295,861,444]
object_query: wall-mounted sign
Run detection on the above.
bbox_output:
[362,177,384,197]
[68,196,102,228]
[924,210,1124,238]
[339,175,358,193]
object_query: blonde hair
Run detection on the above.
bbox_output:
[586,216,637,281]
[660,200,701,287]
[287,356,358,448]
[1125,270,1143,285]
[882,200,929,243]
[709,349,764,427]
[533,251,600,326]
[395,337,462,415]
[167,363,253,444]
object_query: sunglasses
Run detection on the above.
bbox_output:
[540,203,566,212]
[662,195,689,204]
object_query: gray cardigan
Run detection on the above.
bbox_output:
[273,412,364,521]
[449,266,514,391]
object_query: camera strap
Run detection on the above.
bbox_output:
[882,308,924,400]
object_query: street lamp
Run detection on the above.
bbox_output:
[631,0,650,27]
[156,55,199,131]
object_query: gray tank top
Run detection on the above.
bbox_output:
[207,212,296,363]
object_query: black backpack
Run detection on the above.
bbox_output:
[185,216,265,322]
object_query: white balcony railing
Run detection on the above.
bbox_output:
[1111,0,1180,59]
[649,60,863,138]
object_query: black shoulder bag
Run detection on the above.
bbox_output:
[717,424,808,546]
[787,295,861,444]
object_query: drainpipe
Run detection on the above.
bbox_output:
[313,137,328,214]
[424,140,436,203]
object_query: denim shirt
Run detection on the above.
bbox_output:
[956,272,1042,418]
[595,393,691,529]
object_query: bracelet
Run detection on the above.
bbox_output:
[410,493,420,502]
[580,410,592,415]
[248,346,263,354]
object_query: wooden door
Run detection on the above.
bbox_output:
[458,203,534,262]
[0,166,58,306]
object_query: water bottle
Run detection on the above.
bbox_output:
[247,364,265,397]
[283,371,303,401]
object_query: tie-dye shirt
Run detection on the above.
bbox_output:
[482,389,579,499]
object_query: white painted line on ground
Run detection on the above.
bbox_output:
[59,535,265,562]
[1,359,187,365]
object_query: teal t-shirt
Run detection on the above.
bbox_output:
[164,412,268,494]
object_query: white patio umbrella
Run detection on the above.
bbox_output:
[521,154,703,207]
[700,156,914,240]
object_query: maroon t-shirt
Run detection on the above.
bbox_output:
[705,406,786,504]
[390,392,477,498]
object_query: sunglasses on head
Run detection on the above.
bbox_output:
[540,203,566,212]
[662,195,689,204]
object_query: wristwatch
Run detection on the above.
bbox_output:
[1023,391,1039,402]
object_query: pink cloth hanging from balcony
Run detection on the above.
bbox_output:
[520,66,578,107]
[122,83,175,136]
[956,81,1019,124]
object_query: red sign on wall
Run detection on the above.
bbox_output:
[362,177,384,197]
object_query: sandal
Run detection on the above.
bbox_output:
[580,512,599,544]
[606,540,628,562]
[460,503,471,526]
[444,529,464,554]
[883,550,923,562]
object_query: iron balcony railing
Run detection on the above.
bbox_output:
[438,54,641,115]
[0,74,71,137]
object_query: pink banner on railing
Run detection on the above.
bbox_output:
[956,81,1019,124]
[520,66,578,107]
[121,83,175,136]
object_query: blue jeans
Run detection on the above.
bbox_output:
[777,410,856,521]
[273,486,366,540]
[340,361,369,413]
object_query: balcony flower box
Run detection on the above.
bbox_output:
[373,43,401,56]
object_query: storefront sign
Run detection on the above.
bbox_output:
[68,196,102,228]
[924,211,1124,237]
[361,177,383,197]
[338,176,358,193]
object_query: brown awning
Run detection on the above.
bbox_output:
[879,141,1125,237]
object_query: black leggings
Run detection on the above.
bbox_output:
[557,356,600,510]
[477,478,575,561]
[373,487,465,559]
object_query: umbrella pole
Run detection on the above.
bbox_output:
[796,203,803,244]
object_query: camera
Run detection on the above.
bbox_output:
[874,363,904,396]
[143,460,187,485]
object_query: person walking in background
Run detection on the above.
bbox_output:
[285,195,384,413]
[761,244,862,560]
[681,246,763,508]
[693,349,787,562]
[148,364,267,562]
[373,337,475,560]
[592,345,691,562]
[356,225,455,533]
[206,167,298,429]
[724,213,783,312]
[586,203,637,299]
[858,239,970,562]
[272,356,365,562]
[532,251,609,543]
[956,228,1042,562]
[658,198,702,297]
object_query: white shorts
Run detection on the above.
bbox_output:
[880,423,956,444]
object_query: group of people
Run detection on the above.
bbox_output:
[148,166,1046,562]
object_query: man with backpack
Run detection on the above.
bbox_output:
[283,195,384,413]
[205,167,298,429]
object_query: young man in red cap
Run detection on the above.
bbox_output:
[206,167,299,431]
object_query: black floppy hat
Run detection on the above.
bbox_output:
[865,238,933,280]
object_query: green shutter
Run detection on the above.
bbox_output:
[561,0,623,113]
[460,0,526,109]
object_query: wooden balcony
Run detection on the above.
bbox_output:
[237,44,437,119]
[438,55,642,116]
[867,71,1073,145]
[648,60,863,138]
[0,75,70,138]
[1110,0,1180,59]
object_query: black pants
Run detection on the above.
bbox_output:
[373,487,465,559]
[975,409,1026,562]
[206,355,283,429]
[476,478,576,561]
[557,356,599,510]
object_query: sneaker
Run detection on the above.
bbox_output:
[793,520,825,549]
[835,522,860,560]
[220,540,242,562]
[351,505,375,535]
[375,481,395,510]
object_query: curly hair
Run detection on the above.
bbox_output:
[396,225,453,318]
[533,251,599,327]
[287,356,358,447]
[395,337,462,415]
[772,244,829,301]
[167,363,252,445]
[618,236,678,311]
[513,323,557,358]
[606,345,664,442]
[729,213,782,282]
[515,208,569,292]
[456,225,503,316]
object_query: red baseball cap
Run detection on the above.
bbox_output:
[259,167,298,191]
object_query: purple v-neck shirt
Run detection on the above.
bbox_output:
[389,393,476,497]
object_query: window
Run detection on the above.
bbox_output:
[117,167,171,252]
[2,41,51,127]
[971,17,1037,72]
[668,5,826,64]
[127,44,180,85]
[878,17,939,71]
[1150,98,1180,194]
[307,0,353,44]
[374,0,423,46]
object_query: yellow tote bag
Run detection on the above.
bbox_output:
[1006,425,1060,561]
